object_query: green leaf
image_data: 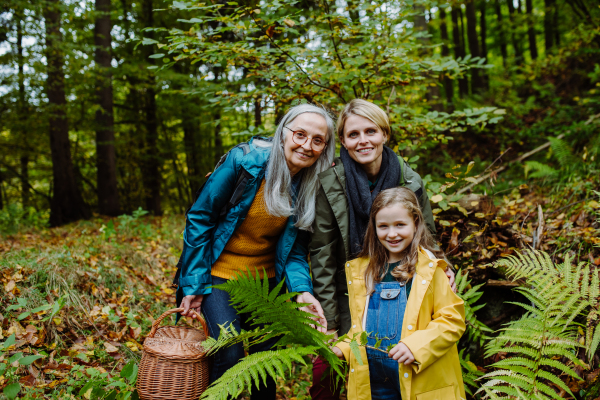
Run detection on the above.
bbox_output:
[9,352,23,364]
[349,340,363,365]
[2,334,16,349]
[19,355,43,366]
[17,311,31,320]
[3,383,21,400]
[360,331,368,346]
[120,360,138,384]
[148,54,165,59]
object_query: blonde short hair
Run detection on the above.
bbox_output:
[337,99,391,140]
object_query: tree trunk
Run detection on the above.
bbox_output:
[495,0,508,67]
[141,0,161,215]
[453,6,469,97]
[544,0,554,51]
[506,0,524,63]
[525,0,538,60]
[213,110,223,165]
[254,96,262,127]
[465,0,482,91]
[414,5,443,111]
[43,0,91,226]
[94,0,120,216]
[480,0,489,90]
[17,15,29,208]
[439,7,454,106]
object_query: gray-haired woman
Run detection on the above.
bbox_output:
[176,104,335,399]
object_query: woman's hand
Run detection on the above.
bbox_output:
[332,346,345,359]
[180,294,204,320]
[389,342,415,365]
[445,268,457,292]
[296,292,327,333]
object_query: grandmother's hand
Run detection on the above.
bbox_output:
[181,294,204,319]
[296,292,327,333]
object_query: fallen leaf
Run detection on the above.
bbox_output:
[431,194,444,203]
[4,280,15,292]
[104,342,119,353]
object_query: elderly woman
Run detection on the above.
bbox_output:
[309,99,455,400]
[177,104,335,399]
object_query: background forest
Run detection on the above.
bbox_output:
[0,0,599,399]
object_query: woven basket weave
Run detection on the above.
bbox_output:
[137,307,211,400]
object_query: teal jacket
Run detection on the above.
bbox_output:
[309,157,435,333]
[179,137,313,297]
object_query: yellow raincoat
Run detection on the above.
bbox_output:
[336,249,466,400]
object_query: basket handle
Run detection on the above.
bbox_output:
[148,307,209,339]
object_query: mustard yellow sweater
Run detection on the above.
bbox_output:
[211,180,288,280]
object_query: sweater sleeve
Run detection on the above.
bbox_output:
[400,268,466,373]
[309,186,342,330]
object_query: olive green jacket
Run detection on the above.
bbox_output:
[309,156,436,333]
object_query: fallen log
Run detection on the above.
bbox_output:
[456,134,565,195]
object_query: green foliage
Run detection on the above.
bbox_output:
[155,0,503,152]
[478,250,598,399]
[0,204,49,235]
[455,269,493,347]
[67,361,139,400]
[459,349,484,396]
[200,347,315,400]
[201,270,345,400]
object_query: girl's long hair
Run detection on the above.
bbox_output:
[358,187,449,295]
[263,104,336,231]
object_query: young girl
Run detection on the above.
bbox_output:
[333,187,466,400]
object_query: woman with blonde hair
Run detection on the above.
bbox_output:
[308,99,455,399]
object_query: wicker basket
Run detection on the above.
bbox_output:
[137,307,211,400]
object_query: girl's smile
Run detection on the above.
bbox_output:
[375,204,416,263]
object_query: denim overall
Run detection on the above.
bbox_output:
[366,279,408,400]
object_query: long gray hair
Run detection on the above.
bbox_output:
[263,104,336,231]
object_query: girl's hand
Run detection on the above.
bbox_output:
[181,295,204,319]
[389,342,415,365]
[332,346,345,359]
[296,292,327,333]
[445,268,457,292]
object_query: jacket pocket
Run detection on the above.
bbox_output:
[415,385,455,400]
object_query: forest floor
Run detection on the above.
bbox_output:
[0,177,599,399]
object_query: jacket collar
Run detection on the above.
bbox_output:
[317,158,350,258]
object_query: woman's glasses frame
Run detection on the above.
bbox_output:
[284,126,328,152]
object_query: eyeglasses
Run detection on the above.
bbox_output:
[284,127,328,152]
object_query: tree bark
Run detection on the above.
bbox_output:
[544,0,554,51]
[506,0,524,63]
[439,7,454,106]
[141,0,161,215]
[43,0,91,226]
[466,0,482,91]
[254,96,262,127]
[452,6,469,97]
[17,14,29,208]
[525,0,538,60]
[414,5,442,111]
[480,0,489,90]
[94,0,120,216]
[213,110,223,165]
[495,0,508,67]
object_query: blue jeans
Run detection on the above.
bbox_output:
[365,281,407,400]
[202,276,281,400]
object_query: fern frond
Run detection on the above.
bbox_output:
[213,271,346,379]
[459,349,484,395]
[548,136,576,168]
[524,161,558,179]
[456,270,491,346]
[588,319,600,359]
[200,347,315,400]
